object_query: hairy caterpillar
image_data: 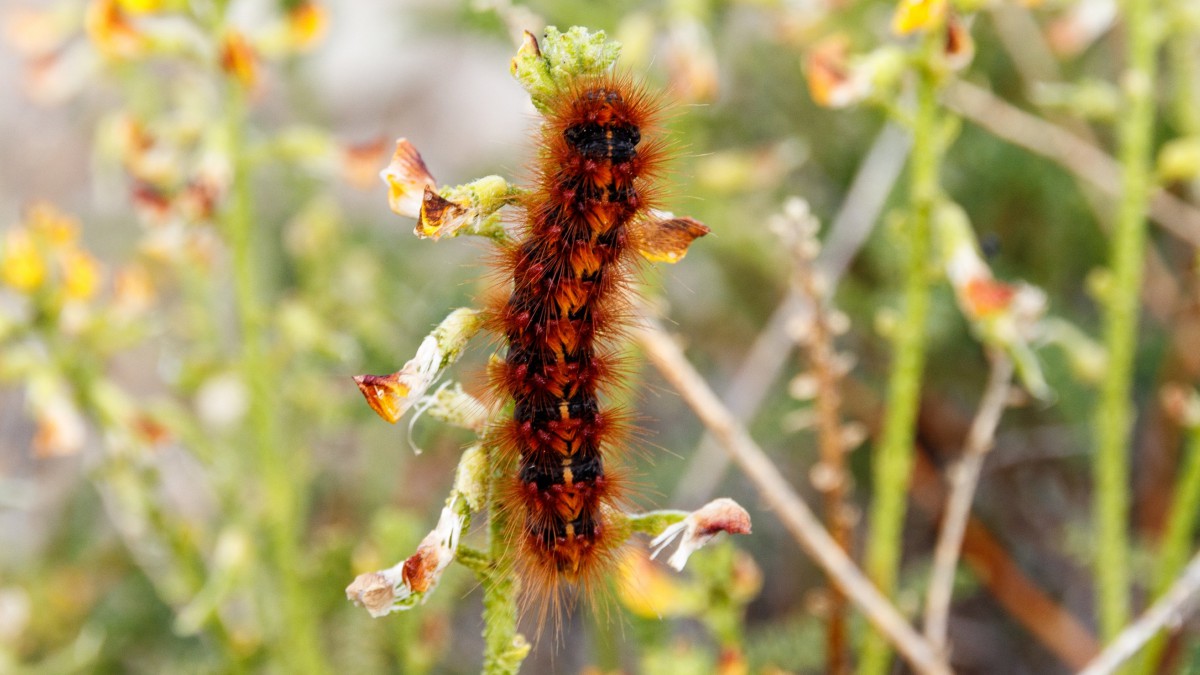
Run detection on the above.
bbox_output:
[358,29,716,630]
[487,55,669,617]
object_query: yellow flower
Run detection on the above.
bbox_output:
[116,0,164,13]
[85,0,145,58]
[287,2,327,51]
[892,0,947,36]
[27,201,79,245]
[1,229,46,292]
[61,248,103,301]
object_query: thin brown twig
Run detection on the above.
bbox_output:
[944,80,1200,248]
[636,315,952,675]
[906,452,1101,670]
[1078,549,1200,675]
[922,351,1015,654]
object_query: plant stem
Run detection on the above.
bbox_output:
[1092,0,1159,644]
[1166,0,1199,138]
[481,445,527,675]
[1080,550,1200,675]
[223,86,324,674]
[859,36,941,675]
[1138,423,1200,670]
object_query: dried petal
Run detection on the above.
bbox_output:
[353,308,483,425]
[345,572,397,618]
[401,540,441,594]
[353,372,411,424]
[416,188,471,239]
[380,139,436,218]
[635,213,710,264]
[943,13,975,71]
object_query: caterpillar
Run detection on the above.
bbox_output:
[487,54,668,616]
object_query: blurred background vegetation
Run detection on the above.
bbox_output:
[1,0,1199,673]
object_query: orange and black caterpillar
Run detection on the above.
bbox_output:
[487,73,667,610]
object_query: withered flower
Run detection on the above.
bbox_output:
[650,498,752,571]
[416,189,472,240]
[943,13,975,71]
[804,36,869,109]
[380,138,437,219]
[219,30,258,90]
[354,308,483,426]
[346,502,464,617]
[353,372,412,425]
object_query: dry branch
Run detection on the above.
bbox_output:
[637,316,952,675]
[1078,549,1200,675]
[922,352,1014,653]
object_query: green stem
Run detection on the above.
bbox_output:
[1139,423,1200,670]
[481,445,527,675]
[1166,1,1199,137]
[1093,0,1159,645]
[859,38,940,675]
[223,86,324,674]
